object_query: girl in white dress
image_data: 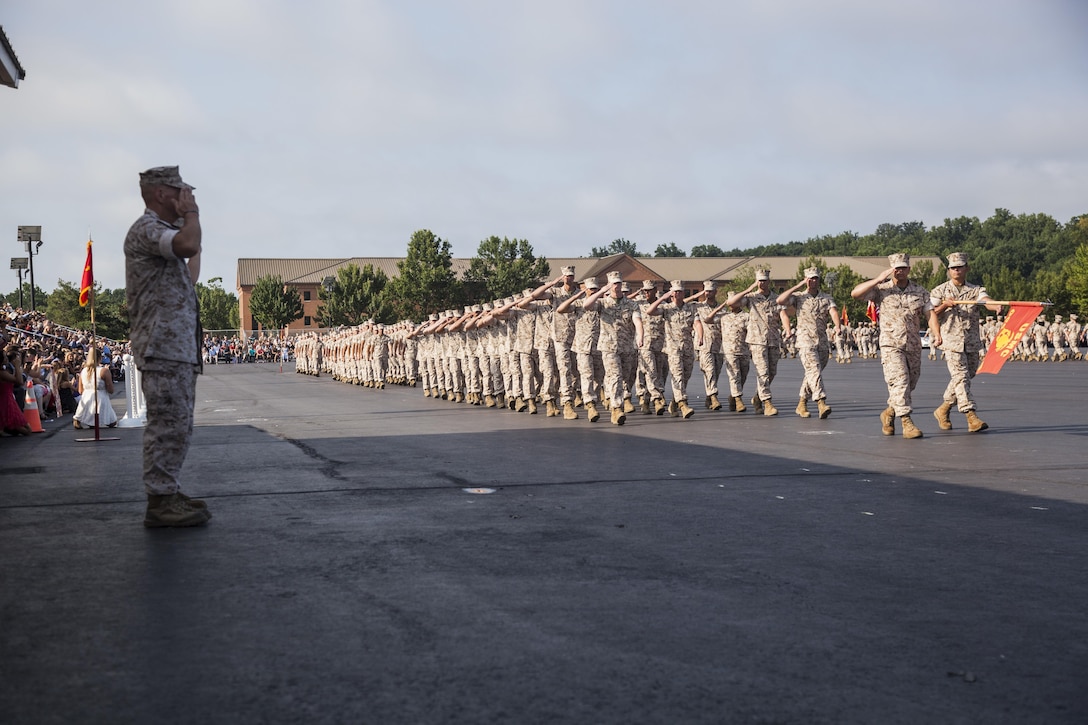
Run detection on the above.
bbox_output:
[73,347,118,429]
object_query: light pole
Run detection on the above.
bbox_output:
[9,257,28,308]
[17,226,42,311]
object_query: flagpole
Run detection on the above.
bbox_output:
[76,236,118,442]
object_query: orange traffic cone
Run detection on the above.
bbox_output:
[23,387,45,433]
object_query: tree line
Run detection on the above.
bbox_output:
[7,208,1087,335]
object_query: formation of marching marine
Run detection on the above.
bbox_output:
[293,257,1086,431]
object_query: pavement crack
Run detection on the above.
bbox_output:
[271,432,348,482]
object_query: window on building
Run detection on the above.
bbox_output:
[304,316,311,326]
[303,291,311,301]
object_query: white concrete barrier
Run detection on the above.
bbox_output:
[117,354,146,428]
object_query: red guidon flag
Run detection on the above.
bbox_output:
[977,303,1046,375]
[866,300,879,323]
[79,239,93,307]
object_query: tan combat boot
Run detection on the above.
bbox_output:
[528,398,538,414]
[708,393,722,411]
[546,400,559,417]
[965,410,988,432]
[763,398,778,416]
[484,394,496,408]
[679,400,694,419]
[611,407,626,426]
[751,395,763,413]
[669,400,680,417]
[796,398,810,418]
[734,396,746,413]
[586,401,600,422]
[933,401,953,430]
[654,397,667,415]
[817,399,831,419]
[623,398,636,414]
[727,395,737,411]
[563,401,579,420]
[514,397,527,412]
[880,407,895,436]
[901,415,923,439]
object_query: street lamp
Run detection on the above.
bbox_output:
[16,226,42,311]
[9,256,28,308]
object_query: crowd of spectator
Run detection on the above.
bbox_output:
[1,303,128,436]
[202,333,293,365]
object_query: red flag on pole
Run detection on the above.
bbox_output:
[79,239,93,307]
[841,307,848,325]
[866,300,879,323]
[977,303,1046,375]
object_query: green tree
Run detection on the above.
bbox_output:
[196,277,240,332]
[318,263,393,327]
[690,244,726,257]
[41,279,128,340]
[653,242,686,258]
[590,238,644,257]
[1065,217,1088,315]
[827,264,866,324]
[249,274,304,331]
[3,282,49,310]
[384,229,462,321]
[464,236,551,301]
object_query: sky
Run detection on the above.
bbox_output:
[2,0,1087,294]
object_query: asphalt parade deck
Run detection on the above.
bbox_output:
[2,357,1087,724]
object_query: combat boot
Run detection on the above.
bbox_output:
[586,401,601,422]
[611,407,626,426]
[901,415,923,439]
[669,400,680,417]
[514,397,527,412]
[424,388,431,397]
[880,407,895,436]
[496,393,506,409]
[563,401,579,420]
[144,493,210,529]
[484,394,496,408]
[623,398,636,414]
[751,395,763,413]
[933,401,953,430]
[965,410,988,432]
[546,400,559,417]
[640,394,652,415]
[574,393,584,408]
[796,398,810,418]
[679,400,695,419]
[727,395,736,411]
[654,397,667,415]
[528,398,538,414]
[763,398,778,416]
[708,394,722,411]
[817,399,831,419]
[733,396,746,413]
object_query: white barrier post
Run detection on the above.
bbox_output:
[117,354,146,428]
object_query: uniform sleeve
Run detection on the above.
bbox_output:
[157,228,179,258]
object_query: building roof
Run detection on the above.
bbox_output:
[0,26,26,89]
[237,254,944,289]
